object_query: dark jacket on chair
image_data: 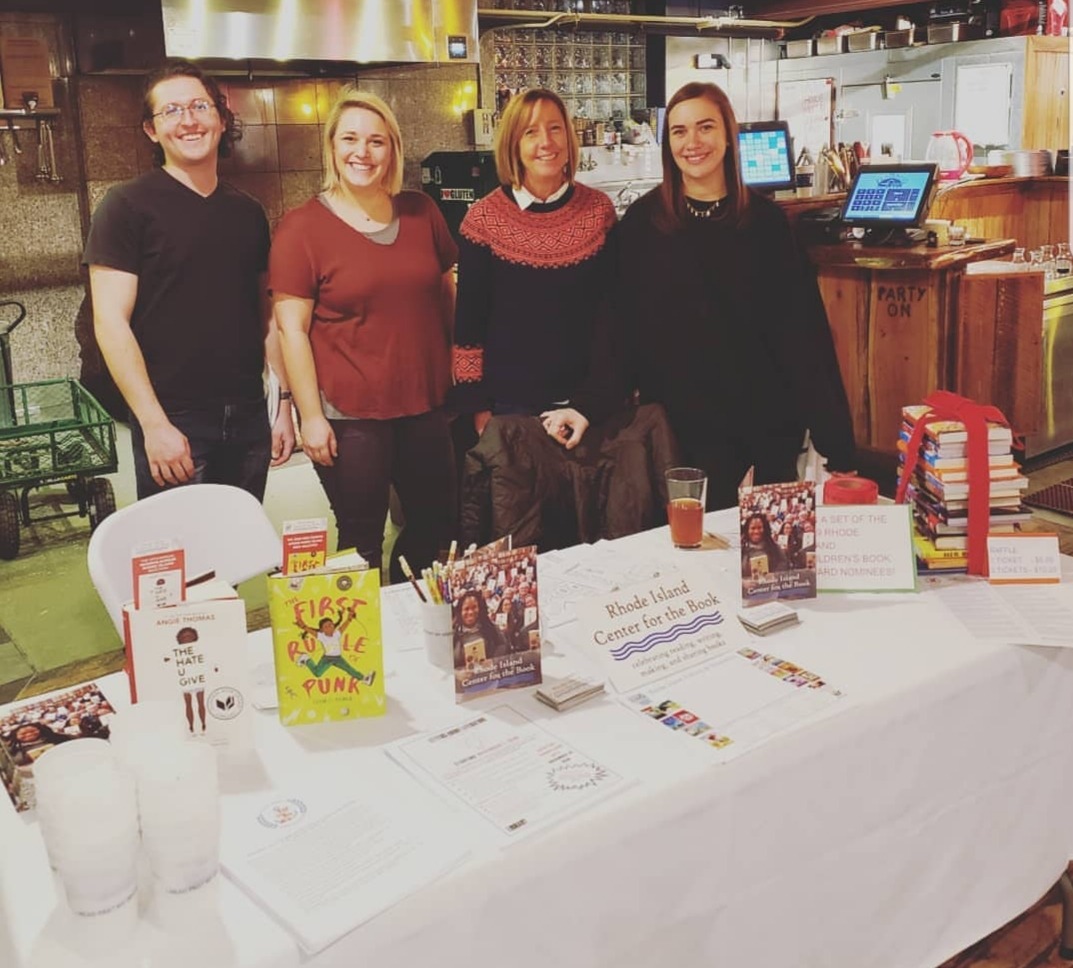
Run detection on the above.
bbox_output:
[459,403,680,552]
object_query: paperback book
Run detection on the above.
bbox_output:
[267,557,384,725]
[126,597,253,750]
[738,481,818,607]
[0,681,117,811]
[447,543,542,702]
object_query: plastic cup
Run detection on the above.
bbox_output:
[107,700,189,774]
[136,740,220,894]
[665,467,707,548]
[32,739,120,870]
[39,764,140,919]
[422,603,454,673]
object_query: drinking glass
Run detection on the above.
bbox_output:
[1055,242,1071,277]
[665,468,707,548]
[1011,247,1026,270]
[1040,244,1056,279]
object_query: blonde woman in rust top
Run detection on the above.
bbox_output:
[270,90,458,578]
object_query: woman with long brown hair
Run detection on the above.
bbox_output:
[617,82,854,509]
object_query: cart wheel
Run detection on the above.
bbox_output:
[65,479,85,502]
[0,490,20,560]
[87,478,116,531]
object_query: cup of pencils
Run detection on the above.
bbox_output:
[399,546,457,673]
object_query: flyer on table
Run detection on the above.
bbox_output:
[391,706,626,840]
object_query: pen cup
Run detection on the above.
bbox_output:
[422,602,454,673]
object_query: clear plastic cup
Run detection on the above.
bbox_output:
[136,740,220,894]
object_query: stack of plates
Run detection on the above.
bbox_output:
[1009,150,1054,176]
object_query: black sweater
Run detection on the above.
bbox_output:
[617,189,855,506]
[449,183,621,422]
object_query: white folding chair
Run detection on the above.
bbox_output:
[87,483,281,637]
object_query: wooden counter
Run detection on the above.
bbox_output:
[929,175,1068,253]
[808,238,1017,454]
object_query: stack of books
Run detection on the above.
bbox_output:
[898,405,1031,574]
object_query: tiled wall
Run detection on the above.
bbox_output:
[81,68,477,234]
[0,13,85,385]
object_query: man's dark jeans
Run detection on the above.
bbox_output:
[130,397,271,501]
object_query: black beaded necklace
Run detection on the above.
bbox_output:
[684,195,726,219]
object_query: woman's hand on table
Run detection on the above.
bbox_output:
[541,408,589,450]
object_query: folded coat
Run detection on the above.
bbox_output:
[459,403,680,552]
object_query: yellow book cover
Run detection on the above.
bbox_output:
[267,566,384,726]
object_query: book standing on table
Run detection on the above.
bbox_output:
[267,554,384,725]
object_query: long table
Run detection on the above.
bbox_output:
[5,510,1073,968]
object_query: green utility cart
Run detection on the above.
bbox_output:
[0,303,118,559]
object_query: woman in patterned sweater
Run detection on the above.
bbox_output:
[449,88,621,447]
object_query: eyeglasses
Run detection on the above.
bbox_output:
[152,98,216,124]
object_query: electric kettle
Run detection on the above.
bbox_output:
[925,130,973,180]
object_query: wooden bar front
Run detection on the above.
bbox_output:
[929,176,1068,253]
[808,239,1016,454]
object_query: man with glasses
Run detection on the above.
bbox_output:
[83,60,294,501]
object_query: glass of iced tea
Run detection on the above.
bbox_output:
[665,467,707,548]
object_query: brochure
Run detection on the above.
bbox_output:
[448,544,542,703]
[0,681,117,811]
[738,481,818,606]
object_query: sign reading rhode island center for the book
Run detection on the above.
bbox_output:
[574,566,751,693]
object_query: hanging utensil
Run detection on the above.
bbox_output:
[44,120,60,183]
[35,119,49,181]
[6,119,20,154]
[0,135,6,167]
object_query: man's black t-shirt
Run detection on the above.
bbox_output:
[83,169,270,410]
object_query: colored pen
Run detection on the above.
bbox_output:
[398,555,428,603]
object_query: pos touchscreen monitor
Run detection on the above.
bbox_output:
[737,121,796,193]
[840,162,939,244]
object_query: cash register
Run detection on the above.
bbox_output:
[838,162,940,246]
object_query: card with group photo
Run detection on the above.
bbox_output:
[738,481,818,607]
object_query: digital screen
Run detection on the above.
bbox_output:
[738,125,794,190]
[842,169,933,224]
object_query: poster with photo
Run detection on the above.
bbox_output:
[739,481,818,607]
[449,544,542,702]
[0,681,117,811]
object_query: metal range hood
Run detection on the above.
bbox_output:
[159,0,479,68]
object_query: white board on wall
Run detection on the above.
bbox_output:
[954,62,1013,148]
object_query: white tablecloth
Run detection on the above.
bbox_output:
[5,511,1073,968]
